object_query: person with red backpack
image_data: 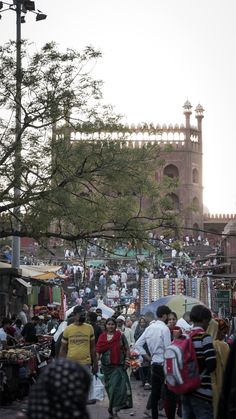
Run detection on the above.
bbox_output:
[180,305,216,419]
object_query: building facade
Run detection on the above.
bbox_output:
[56,100,205,234]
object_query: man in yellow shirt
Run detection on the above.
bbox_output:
[59,306,98,374]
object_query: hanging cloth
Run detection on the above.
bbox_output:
[52,286,61,305]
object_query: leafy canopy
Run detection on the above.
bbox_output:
[0,41,179,246]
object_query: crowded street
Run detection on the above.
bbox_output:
[0,378,152,419]
[1,1,236,418]
[0,237,236,418]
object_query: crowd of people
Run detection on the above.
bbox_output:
[1,299,236,419]
[1,235,235,419]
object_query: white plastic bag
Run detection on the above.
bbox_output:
[88,375,105,401]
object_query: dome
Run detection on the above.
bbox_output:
[183,99,192,110]
[195,103,205,114]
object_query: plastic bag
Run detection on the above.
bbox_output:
[88,375,105,401]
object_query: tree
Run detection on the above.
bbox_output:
[0,41,180,248]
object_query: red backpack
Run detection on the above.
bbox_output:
[164,329,203,394]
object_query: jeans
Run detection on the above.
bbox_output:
[151,364,165,419]
[182,394,214,419]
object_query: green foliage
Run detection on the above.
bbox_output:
[0,41,180,244]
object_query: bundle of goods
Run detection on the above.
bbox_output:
[129,351,141,372]
[0,348,33,363]
[37,335,53,344]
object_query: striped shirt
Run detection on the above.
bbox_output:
[191,326,216,402]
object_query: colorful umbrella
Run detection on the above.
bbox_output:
[141,295,204,319]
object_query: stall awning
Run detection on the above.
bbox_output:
[15,277,32,295]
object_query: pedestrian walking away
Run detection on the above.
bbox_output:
[181,305,216,419]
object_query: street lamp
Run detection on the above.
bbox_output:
[0,1,47,269]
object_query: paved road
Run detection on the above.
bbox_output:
[0,378,157,419]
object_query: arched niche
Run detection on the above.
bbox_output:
[192,168,199,183]
[163,164,179,179]
[166,193,180,210]
[193,197,199,211]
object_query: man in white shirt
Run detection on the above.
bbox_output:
[120,270,127,285]
[135,305,171,419]
[0,318,10,349]
[18,304,29,326]
[132,287,139,299]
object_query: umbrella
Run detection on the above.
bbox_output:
[141,295,204,319]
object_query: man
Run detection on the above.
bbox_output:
[46,313,59,333]
[135,305,171,419]
[181,305,216,419]
[121,270,128,286]
[21,316,39,343]
[98,272,106,295]
[117,315,135,348]
[59,306,98,374]
[88,312,102,343]
[18,304,29,326]
[176,310,192,331]
[0,318,11,349]
[130,313,139,334]
[36,315,47,335]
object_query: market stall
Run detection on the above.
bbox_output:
[0,346,36,404]
[0,338,53,405]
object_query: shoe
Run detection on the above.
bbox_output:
[144,409,151,418]
[144,383,151,390]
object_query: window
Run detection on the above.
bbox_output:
[163,164,179,179]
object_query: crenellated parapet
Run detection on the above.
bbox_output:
[55,101,203,152]
[204,213,236,222]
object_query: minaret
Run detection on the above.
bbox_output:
[183,100,192,143]
[195,103,204,153]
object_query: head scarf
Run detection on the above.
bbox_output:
[207,318,218,340]
[27,359,90,419]
[96,330,122,364]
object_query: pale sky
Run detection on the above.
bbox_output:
[1,0,236,214]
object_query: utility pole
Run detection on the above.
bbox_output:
[0,1,47,268]
[12,0,22,269]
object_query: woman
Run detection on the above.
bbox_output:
[168,311,181,338]
[163,312,181,419]
[14,359,90,419]
[217,337,236,419]
[96,317,133,418]
[209,319,230,418]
